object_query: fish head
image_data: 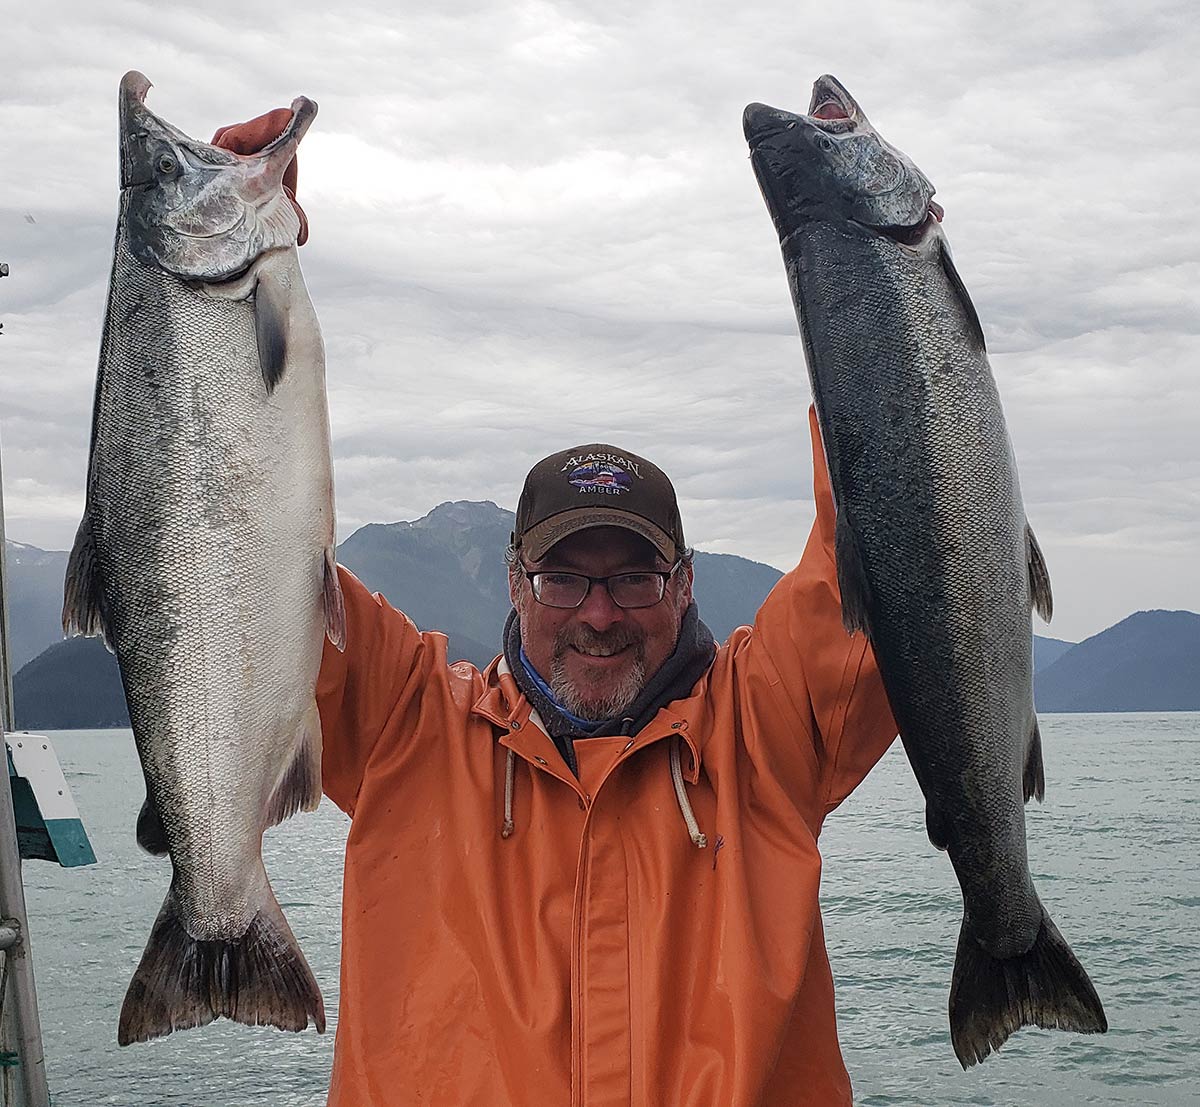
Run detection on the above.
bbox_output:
[118,72,317,282]
[744,75,941,243]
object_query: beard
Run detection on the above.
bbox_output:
[549,623,648,721]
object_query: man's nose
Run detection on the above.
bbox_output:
[575,580,624,631]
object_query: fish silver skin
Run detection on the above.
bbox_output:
[744,76,1106,1066]
[64,72,344,1044]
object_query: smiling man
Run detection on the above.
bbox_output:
[317,421,900,1107]
[501,444,714,775]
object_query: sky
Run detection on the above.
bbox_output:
[2,0,1197,642]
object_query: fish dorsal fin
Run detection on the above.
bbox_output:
[834,511,872,636]
[1024,718,1046,803]
[1025,523,1053,623]
[62,513,113,648]
[254,266,290,394]
[939,238,986,353]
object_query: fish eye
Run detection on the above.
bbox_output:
[786,121,796,130]
[820,136,834,152]
[157,154,177,175]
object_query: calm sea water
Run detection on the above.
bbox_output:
[24,714,1200,1106]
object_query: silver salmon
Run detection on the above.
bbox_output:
[64,72,343,1044]
[744,75,1106,1065]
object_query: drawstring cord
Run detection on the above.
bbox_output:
[501,748,516,839]
[499,733,707,850]
[670,738,708,849]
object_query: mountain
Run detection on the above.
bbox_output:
[1033,634,1075,673]
[1034,609,1200,712]
[9,502,786,725]
[13,636,128,729]
[336,501,515,665]
[335,500,785,665]
[3,540,70,669]
[8,514,1196,725]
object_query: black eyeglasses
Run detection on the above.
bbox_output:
[523,560,682,610]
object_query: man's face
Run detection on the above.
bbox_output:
[511,526,693,721]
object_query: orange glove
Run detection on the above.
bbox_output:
[212,109,309,245]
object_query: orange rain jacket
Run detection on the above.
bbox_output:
[318,409,899,1106]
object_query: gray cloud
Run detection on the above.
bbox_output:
[2,0,1197,641]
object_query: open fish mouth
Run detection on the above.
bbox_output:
[807,74,861,133]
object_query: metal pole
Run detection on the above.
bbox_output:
[0,287,52,1104]
[0,263,13,734]
[0,447,14,734]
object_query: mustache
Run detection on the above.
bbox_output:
[554,624,646,656]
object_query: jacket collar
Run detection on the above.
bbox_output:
[473,656,707,785]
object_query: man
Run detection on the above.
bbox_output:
[219,117,899,1107]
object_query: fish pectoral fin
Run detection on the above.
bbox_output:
[266,702,323,828]
[1024,718,1046,803]
[948,909,1107,1069]
[62,512,113,648]
[834,511,872,636]
[136,796,170,856]
[1025,524,1053,623]
[323,548,346,652]
[939,238,986,353]
[118,879,325,1045]
[254,267,289,394]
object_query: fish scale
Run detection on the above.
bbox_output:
[745,74,1106,1067]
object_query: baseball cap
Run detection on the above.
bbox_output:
[513,443,686,563]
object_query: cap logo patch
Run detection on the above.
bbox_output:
[567,462,633,495]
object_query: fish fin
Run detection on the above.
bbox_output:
[118,879,325,1045]
[925,804,950,851]
[1023,718,1046,803]
[323,548,346,652]
[136,797,170,856]
[834,512,872,636]
[1026,524,1053,623]
[939,238,986,353]
[948,908,1107,1068]
[255,268,289,394]
[62,513,112,648]
[265,702,323,829]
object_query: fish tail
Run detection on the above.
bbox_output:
[118,884,325,1045]
[948,908,1107,1067]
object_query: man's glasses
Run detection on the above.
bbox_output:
[523,560,682,610]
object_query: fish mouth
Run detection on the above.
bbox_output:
[742,74,862,150]
[253,97,318,159]
[806,74,861,134]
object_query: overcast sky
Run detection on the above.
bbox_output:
[3,0,1196,642]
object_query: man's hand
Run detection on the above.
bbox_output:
[212,109,309,245]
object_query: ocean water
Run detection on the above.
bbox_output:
[23,714,1200,1106]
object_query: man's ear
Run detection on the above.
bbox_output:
[508,566,521,609]
[678,560,695,609]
